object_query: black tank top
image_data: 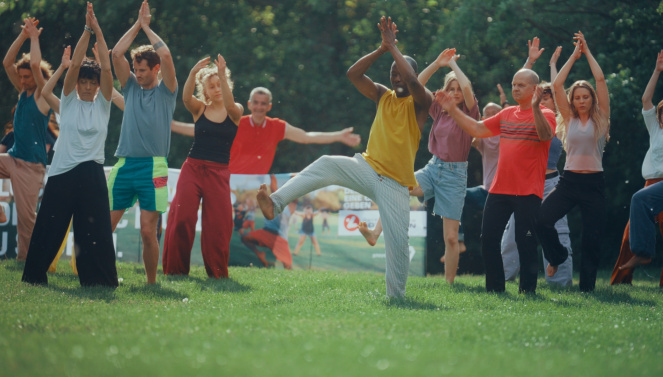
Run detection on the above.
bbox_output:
[188,111,237,164]
[302,215,314,234]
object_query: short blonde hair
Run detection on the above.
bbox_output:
[195,65,233,104]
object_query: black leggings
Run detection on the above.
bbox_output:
[536,171,604,292]
[481,193,541,293]
[22,161,118,287]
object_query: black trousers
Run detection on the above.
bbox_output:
[22,161,118,287]
[482,193,541,293]
[536,171,604,292]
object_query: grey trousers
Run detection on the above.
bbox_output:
[501,174,573,286]
[271,154,411,298]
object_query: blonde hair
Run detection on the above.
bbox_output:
[15,53,53,80]
[442,71,458,92]
[656,99,663,129]
[195,65,233,104]
[558,80,610,148]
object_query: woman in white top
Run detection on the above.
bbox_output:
[536,31,610,292]
[611,50,663,286]
[22,3,118,287]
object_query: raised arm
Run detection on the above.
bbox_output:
[523,37,544,69]
[112,5,141,88]
[63,5,93,97]
[41,46,71,113]
[531,86,554,141]
[284,124,361,146]
[576,32,609,119]
[448,55,476,109]
[182,57,210,117]
[24,19,47,96]
[140,1,176,93]
[435,91,493,138]
[87,3,112,101]
[214,54,243,125]
[549,46,562,83]
[379,17,431,112]
[346,48,389,103]
[642,50,663,111]
[497,83,509,107]
[552,39,582,126]
[417,48,455,86]
[3,19,32,91]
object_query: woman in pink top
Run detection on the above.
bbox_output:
[536,32,610,292]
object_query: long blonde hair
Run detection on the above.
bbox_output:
[558,80,610,147]
[195,65,233,104]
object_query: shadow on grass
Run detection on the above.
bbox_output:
[386,297,445,311]
[125,283,188,300]
[47,282,117,303]
[164,274,251,293]
[1,260,26,272]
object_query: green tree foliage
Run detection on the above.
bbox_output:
[1,0,662,266]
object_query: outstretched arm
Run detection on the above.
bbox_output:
[552,38,581,126]
[87,2,112,101]
[417,48,455,86]
[3,19,33,91]
[41,46,71,113]
[214,54,243,125]
[523,37,544,69]
[435,91,492,137]
[170,120,195,137]
[576,32,609,119]
[642,50,663,111]
[139,1,177,92]
[284,124,361,146]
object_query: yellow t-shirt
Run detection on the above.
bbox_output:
[362,90,421,187]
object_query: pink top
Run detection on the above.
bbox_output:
[563,117,606,172]
[428,98,480,162]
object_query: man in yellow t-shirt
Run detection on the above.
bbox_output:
[256,16,432,298]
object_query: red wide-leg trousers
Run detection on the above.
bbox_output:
[162,158,233,278]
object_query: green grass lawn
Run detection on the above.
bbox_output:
[1,259,661,377]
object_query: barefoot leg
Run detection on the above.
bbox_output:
[257,184,275,220]
[619,255,652,270]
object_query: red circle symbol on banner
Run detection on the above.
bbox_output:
[344,214,360,231]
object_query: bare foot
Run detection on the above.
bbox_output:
[546,263,558,277]
[459,241,467,254]
[256,184,275,220]
[358,221,379,246]
[619,255,652,270]
[0,208,6,223]
[440,254,445,263]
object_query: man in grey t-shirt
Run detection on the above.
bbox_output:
[108,0,177,284]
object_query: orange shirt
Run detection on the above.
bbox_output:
[482,105,556,198]
[229,115,286,174]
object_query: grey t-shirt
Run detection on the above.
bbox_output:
[115,73,178,157]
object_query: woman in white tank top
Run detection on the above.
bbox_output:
[536,31,610,292]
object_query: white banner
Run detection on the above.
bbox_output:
[337,210,427,237]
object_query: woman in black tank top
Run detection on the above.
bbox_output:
[162,55,244,279]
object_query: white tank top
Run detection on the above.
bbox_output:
[563,117,606,172]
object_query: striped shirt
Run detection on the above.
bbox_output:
[483,105,556,198]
